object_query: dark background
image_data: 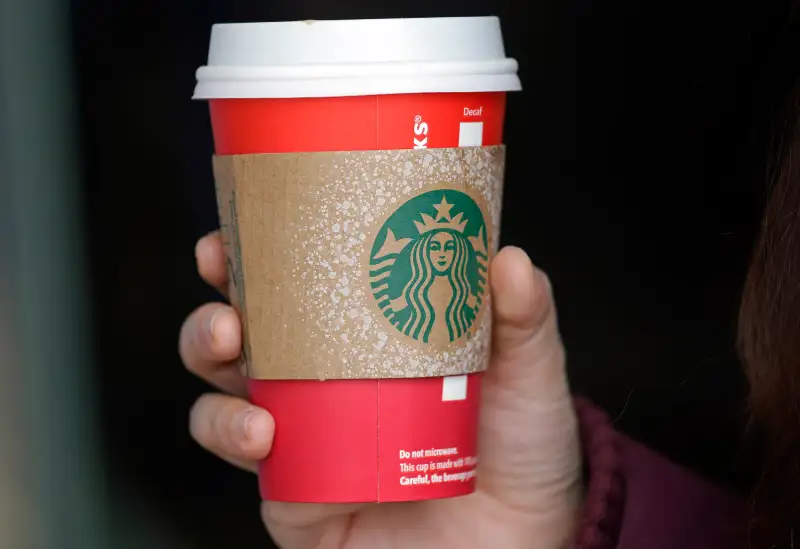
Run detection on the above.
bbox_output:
[69,0,796,547]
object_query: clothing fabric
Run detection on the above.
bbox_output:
[574,399,746,548]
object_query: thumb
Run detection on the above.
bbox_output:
[477,246,581,519]
[487,246,569,401]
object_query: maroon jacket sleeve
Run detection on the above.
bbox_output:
[572,398,747,549]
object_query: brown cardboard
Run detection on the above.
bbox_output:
[213,156,253,374]
[213,146,505,380]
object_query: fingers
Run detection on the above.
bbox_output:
[478,246,581,516]
[262,501,365,549]
[196,231,229,297]
[487,246,567,400]
[190,393,274,473]
[179,302,247,396]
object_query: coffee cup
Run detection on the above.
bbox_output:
[194,16,520,503]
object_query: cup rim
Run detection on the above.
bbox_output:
[193,17,521,99]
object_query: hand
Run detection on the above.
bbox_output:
[180,232,582,549]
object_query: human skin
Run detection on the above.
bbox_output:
[179,232,583,549]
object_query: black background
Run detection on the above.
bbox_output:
[70,0,795,546]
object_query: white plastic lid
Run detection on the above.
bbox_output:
[193,17,521,99]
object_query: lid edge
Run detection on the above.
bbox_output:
[192,74,522,100]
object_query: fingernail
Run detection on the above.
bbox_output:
[535,267,553,296]
[208,309,223,345]
[232,407,258,445]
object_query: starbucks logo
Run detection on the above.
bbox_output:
[369,189,489,345]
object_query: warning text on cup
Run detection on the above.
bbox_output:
[397,447,477,486]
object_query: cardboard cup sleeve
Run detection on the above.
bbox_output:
[213,146,506,381]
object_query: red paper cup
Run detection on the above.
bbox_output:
[195,17,520,503]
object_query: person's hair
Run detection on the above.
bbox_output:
[738,7,800,541]
[740,79,800,547]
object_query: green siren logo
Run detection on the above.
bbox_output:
[369,189,489,345]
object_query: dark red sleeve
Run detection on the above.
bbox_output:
[573,397,625,549]
[570,399,745,549]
